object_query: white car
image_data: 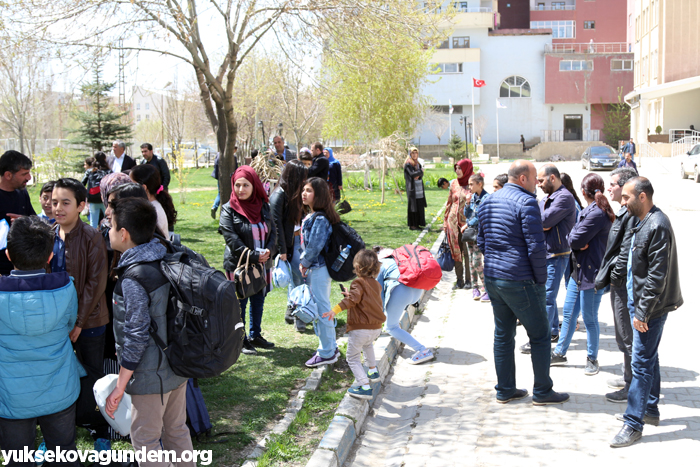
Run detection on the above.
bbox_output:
[680,143,700,182]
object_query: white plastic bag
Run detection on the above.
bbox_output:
[93,374,132,436]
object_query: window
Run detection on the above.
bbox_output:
[145,103,150,110]
[437,40,449,49]
[499,76,531,98]
[136,115,141,122]
[536,2,544,10]
[652,50,658,79]
[432,105,464,114]
[454,1,468,11]
[634,60,639,86]
[452,36,470,48]
[559,60,593,71]
[434,63,463,73]
[611,59,633,71]
[584,21,595,29]
[136,103,140,110]
[530,21,575,39]
[146,114,150,120]
[552,2,565,9]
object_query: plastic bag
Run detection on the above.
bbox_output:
[93,374,132,436]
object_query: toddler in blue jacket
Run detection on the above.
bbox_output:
[0,215,83,466]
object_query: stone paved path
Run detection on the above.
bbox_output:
[344,161,700,466]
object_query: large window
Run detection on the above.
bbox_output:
[500,76,531,98]
[552,2,565,9]
[560,60,593,71]
[531,20,575,39]
[452,36,470,48]
[434,63,463,73]
[611,59,633,71]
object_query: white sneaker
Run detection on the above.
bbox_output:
[409,348,434,365]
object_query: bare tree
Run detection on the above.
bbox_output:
[474,115,488,143]
[277,62,322,150]
[425,110,450,147]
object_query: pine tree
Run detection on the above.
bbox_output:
[68,65,132,151]
[444,133,466,159]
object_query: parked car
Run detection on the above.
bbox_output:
[581,145,618,171]
[680,143,700,182]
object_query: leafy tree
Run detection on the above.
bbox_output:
[600,88,630,149]
[444,133,466,160]
[68,65,132,152]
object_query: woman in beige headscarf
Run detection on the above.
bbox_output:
[404,147,426,231]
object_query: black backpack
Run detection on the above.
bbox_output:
[310,213,365,282]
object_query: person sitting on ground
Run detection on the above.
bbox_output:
[105,197,193,464]
[437,177,450,190]
[492,173,508,192]
[323,249,385,400]
[463,173,490,303]
[130,164,178,237]
[38,180,56,224]
[0,216,84,466]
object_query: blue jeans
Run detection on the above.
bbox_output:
[239,289,265,339]
[384,283,425,353]
[553,280,605,360]
[307,265,336,358]
[0,402,80,466]
[484,276,554,399]
[545,256,568,336]
[623,312,668,432]
[88,202,105,229]
[212,181,220,210]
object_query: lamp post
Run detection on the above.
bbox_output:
[258,121,266,151]
[277,122,284,137]
[459,116,469,156]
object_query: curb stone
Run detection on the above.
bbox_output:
[305,230,445,467]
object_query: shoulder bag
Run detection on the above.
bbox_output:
[233,249,267,299]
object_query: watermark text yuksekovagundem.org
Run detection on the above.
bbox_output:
[1,446,213,466]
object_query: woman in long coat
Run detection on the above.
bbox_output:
[444,159,473,289]
[404,147,427,230]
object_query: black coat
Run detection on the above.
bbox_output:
[107,154,137,173]
[308,156,329,180]
[628,206,683,323]
[404,162,426,213]
[219,203,277,272]
[595,206,637,290]
[142,156,171,190]
[269,187,296,256]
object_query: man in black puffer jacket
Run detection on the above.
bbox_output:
[611,177,683,448]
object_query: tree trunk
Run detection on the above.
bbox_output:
[381,153,386,204]
[219,97,238,205]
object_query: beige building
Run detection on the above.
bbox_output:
[625,0,700,152]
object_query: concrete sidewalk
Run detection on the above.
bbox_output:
[345,265,700,466]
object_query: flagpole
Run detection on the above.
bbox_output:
[496,101,500,161]
[471,79,476,148]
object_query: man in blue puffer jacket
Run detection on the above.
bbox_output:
[0,216,83,465]
[477,160,569,406]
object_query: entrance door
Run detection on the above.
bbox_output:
[564,114,582,141]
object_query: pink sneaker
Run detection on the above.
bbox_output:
[472,288,482,300]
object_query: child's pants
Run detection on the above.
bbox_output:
[346,328,382,386]
[130,382,195,467]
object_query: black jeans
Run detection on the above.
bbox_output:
[73,331,105,376]
[610,285,633,388]
[0,403,80,466]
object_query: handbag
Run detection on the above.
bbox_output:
[436,237,455,272]
[336,198,352,215]
[461,226,477,244]
[232,249,267,299]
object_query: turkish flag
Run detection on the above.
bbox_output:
[473,78,486,87]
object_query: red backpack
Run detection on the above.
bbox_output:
[391,245,442,290]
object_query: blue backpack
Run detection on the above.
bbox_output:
[287,284,319,324]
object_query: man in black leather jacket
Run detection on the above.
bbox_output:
[611,177,683,448]
[595,167,638,403]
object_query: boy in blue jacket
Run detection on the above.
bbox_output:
[0,216,83,466]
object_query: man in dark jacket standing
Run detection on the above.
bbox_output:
[611,177,683,448]
[308,142,329,180]
[140,143,171,190]
[478,160,569,406]
[595,167,638,403]
[536,164,576,344]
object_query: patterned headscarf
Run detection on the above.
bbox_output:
[100,172,132,205]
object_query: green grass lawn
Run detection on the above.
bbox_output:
[26,168,450,466]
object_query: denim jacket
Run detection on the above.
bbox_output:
[300,212,333,269]
[464,190,490,228]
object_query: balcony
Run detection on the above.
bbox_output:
[545,43,631,54]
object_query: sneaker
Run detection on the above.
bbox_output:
[295,317,307,332]
[463,281,473,290]
[615,412,660,426]
[607,377,626,389]
[532,391,570,406]
[409,348,434,365]
[305,352,338,368]
[94,438,111,452]
[520,342,531,354]
[453,280,464,290]
[480,292,490,303]
[36,441,46,466]
[550,334,559,343]
[347,386,373,400]
[472,289,482,300]
[610,425,642,448]
[367,368,380,381]
[335,347,340,357]
[284,305,295,325]
[242,338,258,355]
[585,357,600,376]
[210,207,217,219]
[605,388,628,403]
[251,335,275,349]
[496,388,528,404]
[550,352,567,366]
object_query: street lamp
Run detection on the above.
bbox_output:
[277,122,284,137]
[459,116,469,154]
[258,121,266,150]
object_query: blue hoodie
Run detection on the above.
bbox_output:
[0,271,84,419]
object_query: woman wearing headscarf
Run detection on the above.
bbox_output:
[325,148,343,202]
[404,147,426,231]
[219,166,277,355]
[444,159,473,289]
